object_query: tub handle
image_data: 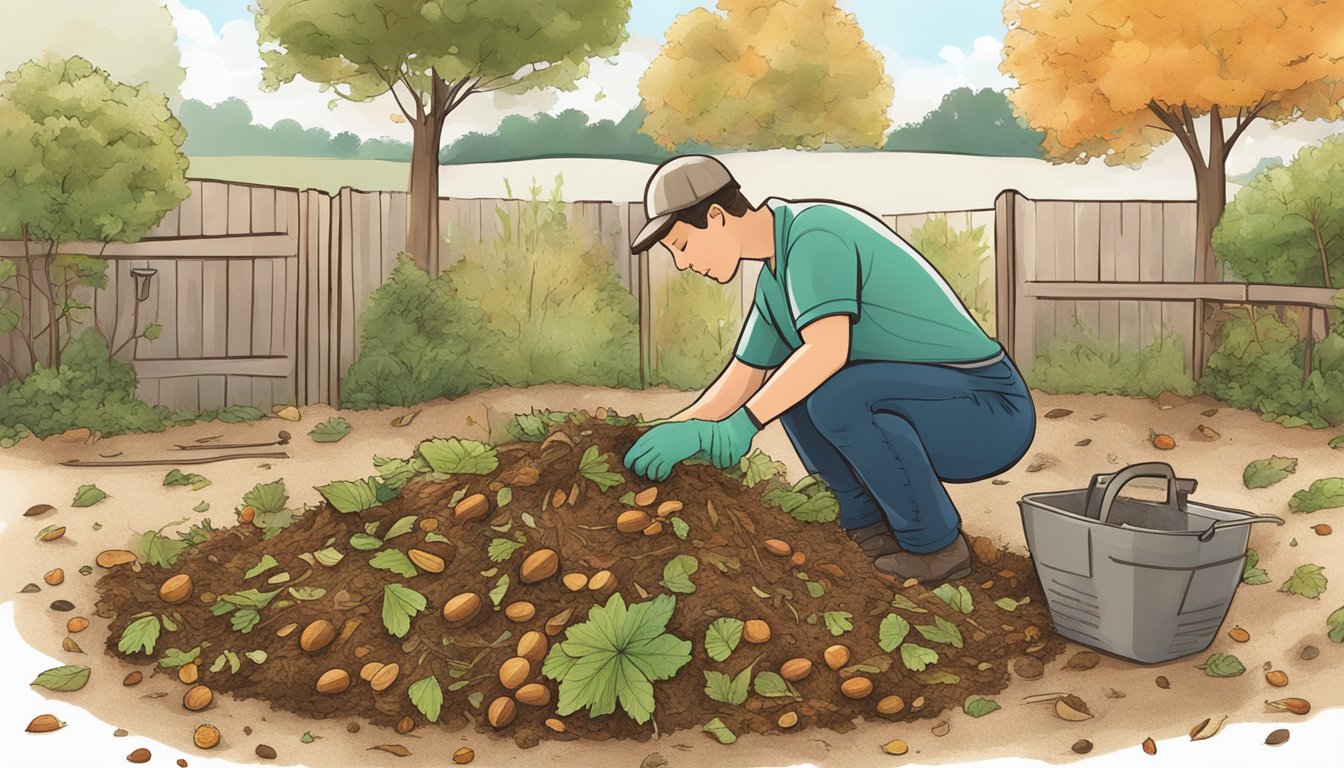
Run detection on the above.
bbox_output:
[1194,513,1285,542]
[1088,462,1197,525]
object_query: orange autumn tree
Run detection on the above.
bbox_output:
[1000,0,1344,277]
[638,0,893,150]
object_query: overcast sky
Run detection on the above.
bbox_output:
[170,0,1016,143]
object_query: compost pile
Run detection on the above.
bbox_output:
[95,409,1064,748]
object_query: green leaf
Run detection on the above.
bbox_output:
[349,533,383,551]
[752,670,799,699]
[670,516,690,540]
[704,663,752,705]
[1328,605,1344,643]
[118,616,161,656]
[193,501,210,513]
[244,650,268,664]
[1198,652,1245,677]
[823,611,853,636]
[915,615,964,649]
[703,717,736,744]
[164,468,211,491]
[31,665,91,692]
[384,515,417,540]
[72,484,107,507]
[373,455,420,490]
[900,642,939,672]
[889,593,928,613]
[488,537,525,563]
[933,583,974,614]
[497,487,513,507]
[488,574,510,607]
[1243,455,1298,489]
[299,731,316,743]
[370,549,419,578]
[1289,478,1344,513]
[1330,435,1344,450]
[805,580,825,598]
[424,531,450,544]
[316,479,382,513]
[243,480,288,515]
[381,583,426,638]
[288,586,327,601]
[878,613,910,652]
[313,547,344,566]
[994,596,1031,612]
[542,593,692,725]
[158,647,201,668]
[738,449,787,488]
[1243,548,1270,585]
[619,490,637,505]
[704,617,744,662]
[661,554,699,594]
[1280,564,1327,599]
[418,437,498,474]
[918,669,961,685]
[578,445,625,492]
[408,675,444,723]
[308,416,352,443]
[963,695,1000,717]
[220,650,241,673]
[245,554,279,580]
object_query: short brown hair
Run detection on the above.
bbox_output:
[666,181,753,231]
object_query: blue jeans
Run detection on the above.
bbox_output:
[779,354,1036,554]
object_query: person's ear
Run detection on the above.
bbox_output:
[708,204,725,226]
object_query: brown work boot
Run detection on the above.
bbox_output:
[844,521,903,557]
[873,531,974,582]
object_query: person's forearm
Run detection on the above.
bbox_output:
[744,342,845,424]
[670,360,769,422]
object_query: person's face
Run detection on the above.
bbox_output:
[659,205,741,283]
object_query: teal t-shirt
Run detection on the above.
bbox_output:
[733,197,1002,368]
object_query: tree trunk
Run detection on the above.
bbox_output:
[404,74,451,275]
[1192,134,1228,284]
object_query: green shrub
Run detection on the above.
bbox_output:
[340,252,487,409]
[652,270,741,390]
[1026,320,1196,398]
[447,175,639,388]
[0,328,169,445]
[1199,306,1344,428]
[907,214,995,335]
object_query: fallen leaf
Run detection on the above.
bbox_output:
[991,479,1009,485]
[881,739,909,756]
[1044,408,1073,418]
[1201,408,1219,417]
[1312,524,1332,536]
[1012,656,1043,680]
[24,504,55,517]
[61,637,83,654]
[1155,390,1186,409]
[1105,688,1126,699]
[1191,425,1220,441]
[368,744,411,757]
[1142,736,1157,755]
[390,410,421,427]
[1026,453,1059,472]
[931,721,950,737]
[1064,650,1101,671]
[1189,715,1227,741]
[1090,413,1107,420]
[1156,675,1170,689]
[1075,439,1092,446]
[1265,728,1290,745]
[1265,697,1310,715]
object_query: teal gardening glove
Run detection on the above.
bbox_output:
[623,407,762,481]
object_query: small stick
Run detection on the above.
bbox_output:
[173,431,290,451]
[62,451,289,467]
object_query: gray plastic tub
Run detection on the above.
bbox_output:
[1018,461,1283,664]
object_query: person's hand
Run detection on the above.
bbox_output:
[707,406,761,469]
[623,420,713,481]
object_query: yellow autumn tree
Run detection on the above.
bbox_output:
[638,0,893,150]
[1000,0,1344,277]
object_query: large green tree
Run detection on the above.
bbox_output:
[255,0,631,273]
[884,88,1044,158]
[0,55,189,375]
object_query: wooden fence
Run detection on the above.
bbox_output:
[994,189,1338,378]
[1,180,995,410]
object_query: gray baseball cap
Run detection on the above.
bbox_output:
[630,155,735,253]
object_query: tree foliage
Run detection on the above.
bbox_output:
[906,215,994,335]
[1000,0,1344,168]
[884,87,1044,158]
[1214,135,1344,289]
[639,0,893,150]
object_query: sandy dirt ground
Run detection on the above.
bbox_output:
[2,384,1341,768]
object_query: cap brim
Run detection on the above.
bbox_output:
[630,213,674,253]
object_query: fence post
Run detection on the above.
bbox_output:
[629,204,651,388]
[993,190,1019,360]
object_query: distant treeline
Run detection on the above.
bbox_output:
[179,88,1045,163]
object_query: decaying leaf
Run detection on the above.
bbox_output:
[881,739,909,756]
[1063,650,1101,671]
[1265,697,1310,715]
[390,410,421,427]
[368,744,411,757]
[931,720,950,737]
[1189,715,1227,741]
